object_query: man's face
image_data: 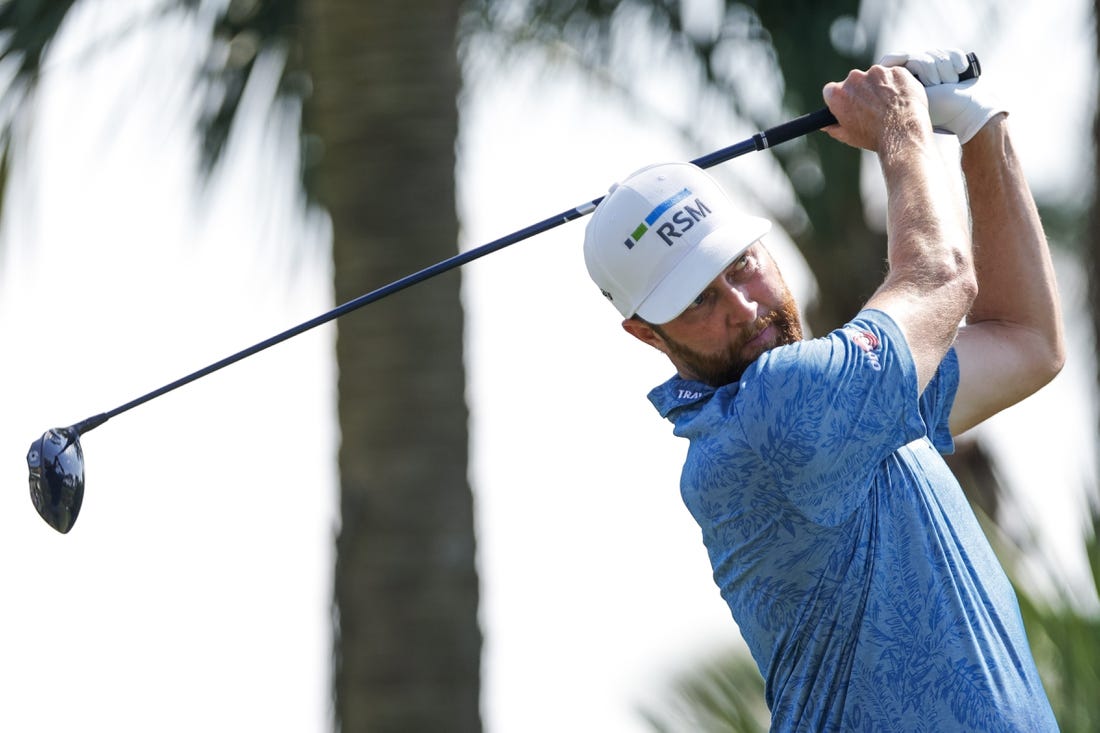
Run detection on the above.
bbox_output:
[624,243,803,387]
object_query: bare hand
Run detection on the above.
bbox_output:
[821,65,934,153]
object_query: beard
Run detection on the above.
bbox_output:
[654,294,803,387]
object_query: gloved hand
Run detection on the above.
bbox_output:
[879,48,1006,143]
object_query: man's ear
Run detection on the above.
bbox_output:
[622,318,670,355]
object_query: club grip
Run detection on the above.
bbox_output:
[958,52,981,81]
[757,52,981,142]
[758,108,838,147]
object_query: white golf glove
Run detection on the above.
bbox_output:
[879,48,1005,143]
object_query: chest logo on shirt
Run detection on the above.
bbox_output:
[845,328,882,371]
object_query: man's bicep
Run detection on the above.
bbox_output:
[950,321,1059,435]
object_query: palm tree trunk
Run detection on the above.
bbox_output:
[1090,0,1100,468]
[301,1,481,730]
[749,0,881,335]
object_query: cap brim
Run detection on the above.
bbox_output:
[634,217,771,324]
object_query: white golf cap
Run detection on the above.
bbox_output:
[583,162,771,324]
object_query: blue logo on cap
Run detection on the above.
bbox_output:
[623,188,692,249]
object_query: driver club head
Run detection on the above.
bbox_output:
[27,427,86,534]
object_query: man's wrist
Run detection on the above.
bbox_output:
[961,112,1009,155]
[960,111,1009,148]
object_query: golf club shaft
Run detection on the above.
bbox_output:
[70,49,979,437]
[64,109,844,436]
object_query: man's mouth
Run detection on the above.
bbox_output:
[744,322,776,353]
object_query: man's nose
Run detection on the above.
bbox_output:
[717,282,757,325]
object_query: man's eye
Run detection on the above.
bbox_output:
[730,253,758,278]
[688,291,709,309]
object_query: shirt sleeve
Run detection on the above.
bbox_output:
[732,309,931,525]
[918,346,959,455]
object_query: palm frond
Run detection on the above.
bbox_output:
[639,649,770,733]
[0,0,82,80]
[1015,501,1100,732]
[197,0,307,174]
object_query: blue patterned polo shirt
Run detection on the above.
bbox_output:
[648,309,1057,732]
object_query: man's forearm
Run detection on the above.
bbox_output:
[962,115,1065,370]
[946,115,1065,434]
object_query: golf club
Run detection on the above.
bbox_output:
[26,54,980,533]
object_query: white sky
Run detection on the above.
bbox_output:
[0,1,1096,731]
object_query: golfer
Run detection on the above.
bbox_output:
[584,49,1063,730]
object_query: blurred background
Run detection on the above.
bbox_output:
[0,0,1096,731]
